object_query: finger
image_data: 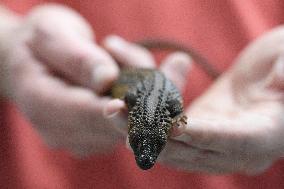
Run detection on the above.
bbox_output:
[8,46,114,129]
[158,139,201,165]
[172,118,238,152]
[65,133,123,157]
[26,4,94,40]
[40,120,125,156]
[194,152,273,175]
[165,159,233,174]
[169,134,237,174]
[173,115,272,153]
[103,99,128,134]
[190,152,240,174]
[264,56,284,91]
[103,99,126,118]
[26,5,119,93]
[243,160,272,175]
[160,52,192,92]
[160,140,238,174]
[103,35,156,68]
[158,140,229,173]
[232,26,284,101]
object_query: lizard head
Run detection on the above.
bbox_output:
[129,130,168,170]
[128,116,171,170]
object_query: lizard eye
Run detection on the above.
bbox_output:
[125,91,137,110]
[166,99,183,118]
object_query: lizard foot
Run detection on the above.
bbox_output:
[170,113,188,137]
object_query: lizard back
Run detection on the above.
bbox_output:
[112,68,185,170]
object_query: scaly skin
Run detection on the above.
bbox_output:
[112,68,186,170]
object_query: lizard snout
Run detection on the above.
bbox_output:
[136,153,156,170]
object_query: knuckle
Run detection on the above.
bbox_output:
[32,18,53,37]
[27,3,93,40]
[72,52,96,86]
[72,90,96,109]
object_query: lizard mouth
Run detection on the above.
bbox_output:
[130,136,167,170]
[135,154,157,170]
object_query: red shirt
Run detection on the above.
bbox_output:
[1,0,284,188]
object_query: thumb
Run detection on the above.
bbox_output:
[160,52,192,92]
[26,4,119,93]
[173,114,272,152]
[103,99,128,134]
[264,56,284,91]
[103,35,156,68]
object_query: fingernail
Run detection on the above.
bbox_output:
[103,99,125,118]
[162,52,192,70]
[92,64,118,93]
[104,35,126,51]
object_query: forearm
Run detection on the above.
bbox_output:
[0,5,21,99]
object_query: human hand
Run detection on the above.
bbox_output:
[0,4,130,156]
[158,27,284,175]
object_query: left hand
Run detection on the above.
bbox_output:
[159,26,284,175]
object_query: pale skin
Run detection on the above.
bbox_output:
[160,27,284,175]
[0,4,190,157]
[0,4,283,175]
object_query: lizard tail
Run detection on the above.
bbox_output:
[135,39,221,80]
